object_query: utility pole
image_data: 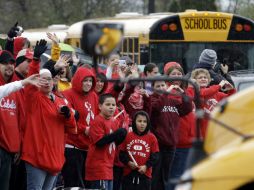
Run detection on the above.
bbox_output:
[148,0,155,13]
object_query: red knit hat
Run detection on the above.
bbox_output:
[163,62,181,75]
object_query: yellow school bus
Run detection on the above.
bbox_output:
[65,10,254,73]
[149,10,254,72]
[64,12,173,64]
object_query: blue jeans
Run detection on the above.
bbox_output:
[0,147,12,190]
[87,180,113,190]
[25,162,57,190]
[169,148,190,190]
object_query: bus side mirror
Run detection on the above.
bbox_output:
[81,23,124,57]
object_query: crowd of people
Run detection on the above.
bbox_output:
[0,23,236,190]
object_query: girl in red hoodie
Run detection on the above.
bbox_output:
[120,111,159,190]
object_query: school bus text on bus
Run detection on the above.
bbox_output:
[184,18,227,30]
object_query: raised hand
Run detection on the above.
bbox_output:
[33,39,47,59]
[21,74,49,88]
[72,51,80,66]
[7,22,19,38]
[55,54,71,70]
[46,32,59,45]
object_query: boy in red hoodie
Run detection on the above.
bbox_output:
[85,93,127,190]
[120,111,159,190]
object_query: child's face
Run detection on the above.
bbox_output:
[135,115,147,134]
[153,81,167,92]
[99,97,116,119]
[147,67,159,77]
[82,77,93,92]
[196,73,209,87]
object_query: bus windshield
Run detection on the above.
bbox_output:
[150,42,254,73]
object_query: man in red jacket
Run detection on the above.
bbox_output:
[21,40,77,190]
[0,50,19,190]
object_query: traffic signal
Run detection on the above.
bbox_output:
[81,23,124,57]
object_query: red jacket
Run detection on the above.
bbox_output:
[85,114,120,180]
[167,89,196,148]
[63,67,99,150]
[12,71,28,143]
[120,131,159,178]
[177,105,196,148]
[0,73,20,153]
[21,61,76,175]
[187,85,235,138]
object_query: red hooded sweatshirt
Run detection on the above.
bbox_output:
[21,60,76,175]
[63,67,99,150]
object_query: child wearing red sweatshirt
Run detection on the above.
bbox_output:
[85,93,127,190]
[120,111,159,190]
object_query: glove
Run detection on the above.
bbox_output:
[60,105,71,118]
[115,128,127,145]
[33,39,47,59]
[7,22,19,38]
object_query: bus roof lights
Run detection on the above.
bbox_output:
[161,24,168,31]
[235,24,243,32]
[244,24,251,32]
[169,23,177,31]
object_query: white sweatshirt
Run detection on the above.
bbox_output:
[0,81,23,99]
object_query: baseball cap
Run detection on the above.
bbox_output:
[16,48,34,60]
[0,50,15,64]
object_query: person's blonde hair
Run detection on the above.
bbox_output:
[191,68,211,83]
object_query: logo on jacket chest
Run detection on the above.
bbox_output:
[0,98,16,110]
[161,105,179,114]
[84,101,95,125]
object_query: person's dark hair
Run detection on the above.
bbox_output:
[144,63,158,76]
[132,111,151,136]
[96,72,107,81]
[99,93,115,105]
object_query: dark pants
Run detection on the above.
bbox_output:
[0,147,12,190]
[86,180,113,190]
[61,148,87,188]
[113,166,123,190]
[169,148,190,190]
[151,147,175,190]
[9,160,27,190]
[122,171,151,190]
